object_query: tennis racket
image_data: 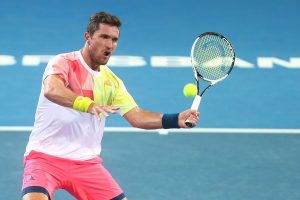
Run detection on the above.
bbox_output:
[185,32,235,127]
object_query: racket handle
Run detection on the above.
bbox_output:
[190,95,202,111]
[185,95,202,127]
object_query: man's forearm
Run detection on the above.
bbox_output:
[43,75,77,108]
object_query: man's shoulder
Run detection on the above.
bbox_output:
[100,65,120,79]
[57,51,79,62]
[48,51,80,66]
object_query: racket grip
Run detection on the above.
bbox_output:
[191,95,202,111]
[185,95,202,127]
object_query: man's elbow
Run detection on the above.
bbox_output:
[43,83,56,100]
[124,107,144,128]
[128,119,141,128]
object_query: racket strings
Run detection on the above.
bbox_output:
[192,35,234,81]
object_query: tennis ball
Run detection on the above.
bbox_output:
[183,83,197,98]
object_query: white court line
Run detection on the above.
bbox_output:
[0,126,300,134]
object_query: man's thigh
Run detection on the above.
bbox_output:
[66,162,125,200]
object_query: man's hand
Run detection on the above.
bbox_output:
[87,103,120,120]
[178,109,200,128]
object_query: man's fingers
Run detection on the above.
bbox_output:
[184,110,200,128]
[108,106,120,112]
[111,106,120,111]
[91,105,120,120]
[190,110,200,117]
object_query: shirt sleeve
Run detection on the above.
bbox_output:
[42,54,70,86]
[112,80,138,116]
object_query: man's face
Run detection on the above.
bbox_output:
[86,23,119,66]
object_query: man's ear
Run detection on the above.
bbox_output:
[84,32,91,44]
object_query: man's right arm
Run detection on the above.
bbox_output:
[43,74,119,118]
[43,74,77,108]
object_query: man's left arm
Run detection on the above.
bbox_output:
[123,107,199,129]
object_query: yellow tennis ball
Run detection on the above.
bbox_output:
[183,83,197,98]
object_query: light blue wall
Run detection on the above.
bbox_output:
[0,0,299,128]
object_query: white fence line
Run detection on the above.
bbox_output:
[1,126,300,134]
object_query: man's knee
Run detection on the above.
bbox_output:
[22,192,49,200]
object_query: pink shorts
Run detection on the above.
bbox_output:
[22,151,125,200]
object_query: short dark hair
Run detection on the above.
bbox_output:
[87,12,122,36]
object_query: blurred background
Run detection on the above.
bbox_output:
[1,0,299,128]
[1,0,300,199]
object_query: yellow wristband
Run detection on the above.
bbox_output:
[73,96,94,112]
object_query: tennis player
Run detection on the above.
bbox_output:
[21,12,199,200]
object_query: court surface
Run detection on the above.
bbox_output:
[2,130,300,200]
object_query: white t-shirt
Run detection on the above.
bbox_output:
[25,51,137,160]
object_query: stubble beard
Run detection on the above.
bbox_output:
[88,49,109,70]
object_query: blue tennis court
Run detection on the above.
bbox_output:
[2,130,300,200]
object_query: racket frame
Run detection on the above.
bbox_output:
[185,32,235,127]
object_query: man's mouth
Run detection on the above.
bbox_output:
[104,51,111,57]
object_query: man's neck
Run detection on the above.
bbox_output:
[81,45,100,71]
